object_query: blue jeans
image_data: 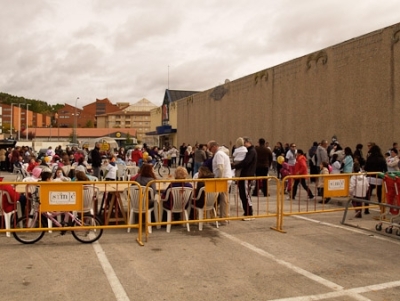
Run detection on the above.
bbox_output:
[193,162,202,176]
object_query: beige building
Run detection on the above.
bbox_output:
[147,22,400,153]
[97,98,157,142]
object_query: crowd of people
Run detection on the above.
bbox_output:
[0,137,397,221]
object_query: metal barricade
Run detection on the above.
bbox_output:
[278,172,382,232]
[144,176,282,240]
[0,180,148,246]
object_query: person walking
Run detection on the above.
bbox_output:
[285,143,297,193]
[288,149,315,201]
[253,138,272,197]
[364,144,387,214]
[178,143,187,166]
[233,137,257,220]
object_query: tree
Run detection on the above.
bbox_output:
[85,120,94,128]
[125,133,133,145]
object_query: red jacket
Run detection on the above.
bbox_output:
[131,149,143,165]
[1,184,20,213]
[294,155,308,175]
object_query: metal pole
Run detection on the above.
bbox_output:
[11,103,18,139]
[10,103,13,138]
[18,104,22,141]
[74,97,79,144]
[26,104,31,140]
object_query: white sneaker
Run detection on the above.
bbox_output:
[242,217,255,221]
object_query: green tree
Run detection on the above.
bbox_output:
[125,133,133,145]
[85,120,94,128]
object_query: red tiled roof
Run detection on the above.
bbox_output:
[25,128,137,138]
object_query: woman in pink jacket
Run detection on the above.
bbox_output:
[288,149,315,201]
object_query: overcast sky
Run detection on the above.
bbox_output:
[1,0,399,108]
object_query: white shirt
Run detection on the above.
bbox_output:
[286,150,297,166]
[233,146,247,162]
[212,149,232,179]
[105,163,117,180]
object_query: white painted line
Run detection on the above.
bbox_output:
[269,280,400,301]
[220,232,344,291]
[294,215,400,246]
[92,241,130,301]
[221,230,400,301]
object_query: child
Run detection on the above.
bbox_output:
[318,161,331,204]
[103,159,117,181]
[232,137,248,177]
[53,167,70,182]
[281,161,291,194]
[349,162,369,218]
[330,153,341,174]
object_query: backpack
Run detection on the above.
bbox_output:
[281,162,290,178]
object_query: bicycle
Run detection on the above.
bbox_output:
[153,158,171,178]
[13,197,103,244]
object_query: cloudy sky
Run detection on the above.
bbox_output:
[1,0,399,108]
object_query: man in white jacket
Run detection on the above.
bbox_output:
[207,140,232,221]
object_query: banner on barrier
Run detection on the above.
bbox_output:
[324,175,349,197]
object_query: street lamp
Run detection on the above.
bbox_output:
[18,104,22,141]
[73,97,79,144]
[10,103,19,139]
[26,104,31,140]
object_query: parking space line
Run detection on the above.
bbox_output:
[294,215,400,246]
[220,230,400,301]
[220,232,344,291]
[92,241,130,301]
[268,280,400,301]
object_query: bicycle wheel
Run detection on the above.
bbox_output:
[158,164,170,178]
[72,214,103,244]
[13,215,46,244]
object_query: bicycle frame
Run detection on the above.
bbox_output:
[43,211,76,229]
[29,200,87,230]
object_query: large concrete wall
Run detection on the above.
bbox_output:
[176,22,400,152]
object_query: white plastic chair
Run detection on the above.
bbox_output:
[14,167,29,181]
[123,186,156,233]
[116,164,127,181]
[100,166,107,180]
[81,186,100,215]
[191,187,219,231]
[160,187,192,233]
[22,178,39,216]
[0,190,22,237]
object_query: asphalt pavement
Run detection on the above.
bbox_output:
[1,170,400,300]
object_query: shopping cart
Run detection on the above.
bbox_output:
[376,174,400,235]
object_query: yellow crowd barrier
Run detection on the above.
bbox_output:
[0,172,386,244]
[278,172,383,231]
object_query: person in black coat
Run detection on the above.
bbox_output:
[233,137,257,218]
[364,144,387,214]
[91,142,103,180]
